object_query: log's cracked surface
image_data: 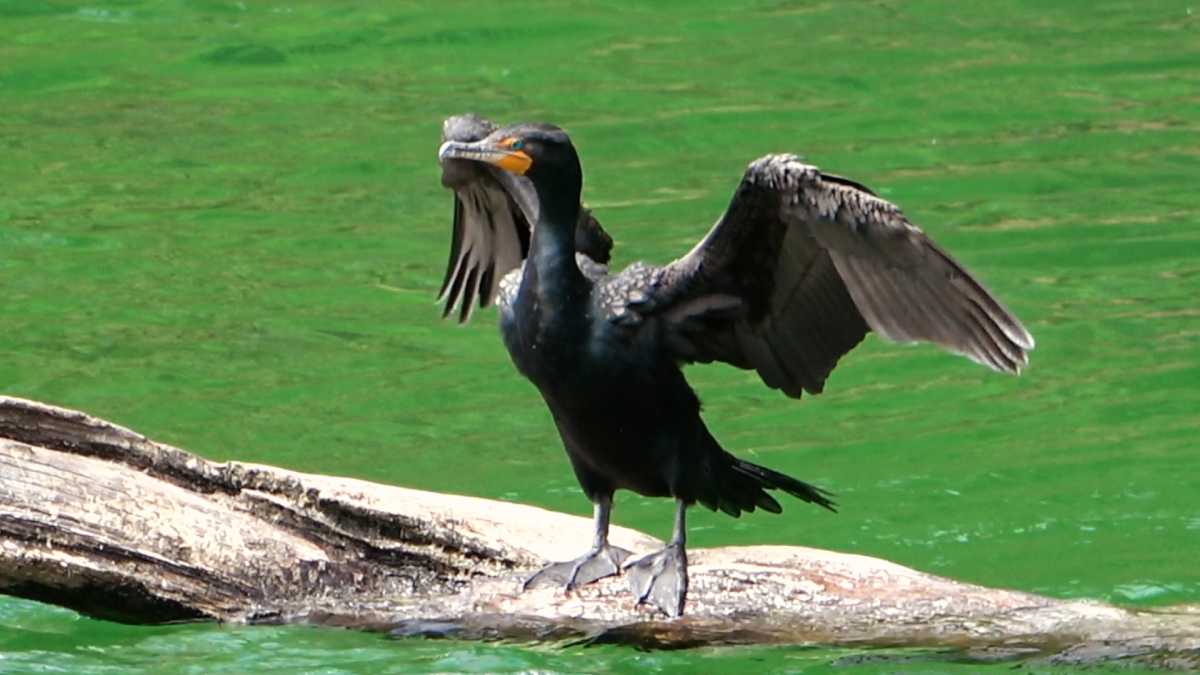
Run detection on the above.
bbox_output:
[1,395,1197,668]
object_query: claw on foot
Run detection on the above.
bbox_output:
[523,544,631,591]
[624,542,688,618]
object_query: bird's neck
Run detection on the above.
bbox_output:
[528,181,583,283]
[524,181,586,308]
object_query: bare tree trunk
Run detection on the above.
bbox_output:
[0,395,1196,667]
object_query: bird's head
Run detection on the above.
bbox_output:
[438,123,581,200]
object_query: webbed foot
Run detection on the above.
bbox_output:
[523,543,632,591]
[624,541,688,618]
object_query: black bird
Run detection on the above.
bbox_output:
[435,115,1034,617]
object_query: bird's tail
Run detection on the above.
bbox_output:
[699,453,837,517]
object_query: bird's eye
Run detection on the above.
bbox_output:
[510,139,524,150]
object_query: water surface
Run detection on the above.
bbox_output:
[2,0,1198,671]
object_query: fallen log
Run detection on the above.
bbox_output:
[0,395,1196,668]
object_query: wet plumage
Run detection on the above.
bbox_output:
[433,115,1033,617]
[438,114,612,323]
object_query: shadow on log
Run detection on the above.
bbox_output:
[1,395,1197,668]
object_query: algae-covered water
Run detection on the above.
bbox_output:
[2,0,1198,671]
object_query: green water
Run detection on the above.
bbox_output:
[2,0,1197,671]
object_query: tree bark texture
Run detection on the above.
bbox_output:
[0,395,1196,668]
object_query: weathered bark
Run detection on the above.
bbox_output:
[0,395,1196,668]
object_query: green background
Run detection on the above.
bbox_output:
[2,0,1197,671]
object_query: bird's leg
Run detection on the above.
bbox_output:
[523,495,631,591]
[624,499,689,618]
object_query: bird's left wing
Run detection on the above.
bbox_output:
[606,154,1034,398]
[437,114,538,322]
[437,114,615,322]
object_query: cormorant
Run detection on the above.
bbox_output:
[434,114,1034,617]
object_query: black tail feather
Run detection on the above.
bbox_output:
[727,456,838,514]
[753,491,783,514]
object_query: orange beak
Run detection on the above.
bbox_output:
[438,139,532,175]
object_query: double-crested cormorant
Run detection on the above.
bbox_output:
[435,114,1034,617]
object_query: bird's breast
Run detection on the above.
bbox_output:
[501,287,589,384]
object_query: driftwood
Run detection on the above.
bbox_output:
[0,396,1196,668]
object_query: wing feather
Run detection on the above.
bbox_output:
[437,114,535,322]
[614,153,1032,398]
[436,113,613,322]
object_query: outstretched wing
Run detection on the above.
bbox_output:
[438,114,536,322]
[437,114,614,322]
[608,154,1034,398]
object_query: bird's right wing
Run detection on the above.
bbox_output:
[605,154,1034,398]
[437,114,614,322]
